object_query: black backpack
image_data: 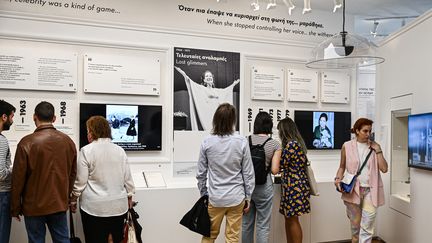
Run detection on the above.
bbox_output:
[248,136,272,185]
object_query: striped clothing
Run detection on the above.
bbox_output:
[249,134,281,167]
[0,134,12,192]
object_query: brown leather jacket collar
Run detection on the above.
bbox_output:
[34,123,56,132]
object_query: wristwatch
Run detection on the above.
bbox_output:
[334,176,340,181]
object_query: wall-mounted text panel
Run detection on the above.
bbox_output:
[287,68,319,103]
[84,53,160,96]
[251,66,284,101]
[0,47,77,92]
[321,72,350,104]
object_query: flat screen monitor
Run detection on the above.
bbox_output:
[294,111,351,149]
[80,103,162,151]
[408,112,432,170]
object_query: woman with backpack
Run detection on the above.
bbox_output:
[276,117,310,243]
[242,112,282,243]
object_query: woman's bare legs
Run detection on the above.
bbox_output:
[285,216,302,243]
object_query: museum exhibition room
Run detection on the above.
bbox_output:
[0,0,432,242]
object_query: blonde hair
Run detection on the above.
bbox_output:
[277,117,307,153]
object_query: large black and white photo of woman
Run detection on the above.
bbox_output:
[173,47,240,131]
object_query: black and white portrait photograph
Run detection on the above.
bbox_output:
[106,105,138,143]
[173,47,240,131]
[312,111,335,149]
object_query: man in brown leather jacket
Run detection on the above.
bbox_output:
[11,101,77,243]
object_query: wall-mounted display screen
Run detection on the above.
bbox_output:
[80,103,162,151]
[294,111,351,150]
[408,112,432,170]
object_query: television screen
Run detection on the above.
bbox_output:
[294,111,351,149]
[80,103,162,151]
[408,112,432,170]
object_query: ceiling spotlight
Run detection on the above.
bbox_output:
[251,0,260,11]
[267,0,277,10]
[306,0,385,69]
[333,0,342,12]
[303,0,311,14]
[282,0,296,15]
[370,21,379,37]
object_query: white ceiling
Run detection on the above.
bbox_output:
[310,0,432,42]
[313,0,432,18]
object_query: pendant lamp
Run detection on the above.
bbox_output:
[305,0,384,69]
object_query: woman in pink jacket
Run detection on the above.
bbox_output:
[334,118,388,243]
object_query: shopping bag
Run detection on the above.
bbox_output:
[179,195,211,237]
[306,161,320,196]
[123,211,138,243]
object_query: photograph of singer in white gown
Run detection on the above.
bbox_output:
[173,47,240,131]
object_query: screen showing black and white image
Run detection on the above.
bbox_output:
[173,47,240,131]
[312,112,335,149]
[106,105,138,143]
[408,113,432,170]
[295,110,351,150]
[80,103,162,151]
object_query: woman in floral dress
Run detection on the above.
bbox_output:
[275,117,311,243]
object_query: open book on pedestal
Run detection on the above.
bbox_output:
[142,171,166,188]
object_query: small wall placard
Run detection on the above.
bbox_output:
[287,69,319,102]
[251,66,284,101]
[320,72,350,104]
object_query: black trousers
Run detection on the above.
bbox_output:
[80,209,126,243]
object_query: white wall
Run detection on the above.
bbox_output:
[376,10,432,243]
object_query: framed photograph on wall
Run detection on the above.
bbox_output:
[173,47,240,131]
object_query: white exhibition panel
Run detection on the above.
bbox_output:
[320,71,350,104]
[287,68,319,102]
[356,69,376,120]
[83,53,161,96]
[0,47,77,92]
[173,131,209,162]
[2,97,77,161]
[250,66,284,101]
[246,106,292,135]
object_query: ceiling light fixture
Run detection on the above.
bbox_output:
[266,0,277,10]
[333,0,342,12]
[251,0,260,11]
[303,0,312,14]
[282,0,296,15]
[305,0,385,69]
[370,21,379,37]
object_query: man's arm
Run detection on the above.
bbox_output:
[0,139,12,182]
[11,143,28,217]
[69,143,77,196]
[196,142,209,196]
